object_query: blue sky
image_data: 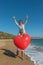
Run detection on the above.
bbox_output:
[0,0,43,37]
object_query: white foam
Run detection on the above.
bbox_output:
[25,44,43,65]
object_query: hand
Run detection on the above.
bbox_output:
[26,16,28,19]
[13,16,16,19]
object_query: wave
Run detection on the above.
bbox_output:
[25,44,43,65]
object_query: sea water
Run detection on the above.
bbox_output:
[25,39,43,65]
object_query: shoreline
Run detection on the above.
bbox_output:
[0,39,34,65]
[25,53,36,65]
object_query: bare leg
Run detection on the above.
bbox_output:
[18,33,21,36]
[21,51,24,59]
[16,49,19,56]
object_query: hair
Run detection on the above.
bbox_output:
[19,19,23,24]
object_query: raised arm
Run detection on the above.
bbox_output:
[24,16,28,25]
[13,16,19,26]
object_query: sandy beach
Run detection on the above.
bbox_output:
[0,39,34,65]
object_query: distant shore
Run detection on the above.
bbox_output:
[0,39,34,65]
[31,37,43,39]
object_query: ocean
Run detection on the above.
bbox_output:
[25,39,43,65]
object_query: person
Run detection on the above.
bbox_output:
[13,16,28,59]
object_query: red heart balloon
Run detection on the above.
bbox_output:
[13,34,31,50]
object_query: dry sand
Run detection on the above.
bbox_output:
[0,39,34,65]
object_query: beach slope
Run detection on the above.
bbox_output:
[0,39,34,65]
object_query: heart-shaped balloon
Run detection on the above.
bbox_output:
[13,34,30,50]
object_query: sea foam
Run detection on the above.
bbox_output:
[25,44,43,65]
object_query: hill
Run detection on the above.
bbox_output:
[0,31,43,39]
[0,31,14,39]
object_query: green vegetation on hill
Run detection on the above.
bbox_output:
[0,31,43,39]
[0,32,15,39]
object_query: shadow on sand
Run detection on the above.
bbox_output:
[0,49,24,60]
[1,49,16,58]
